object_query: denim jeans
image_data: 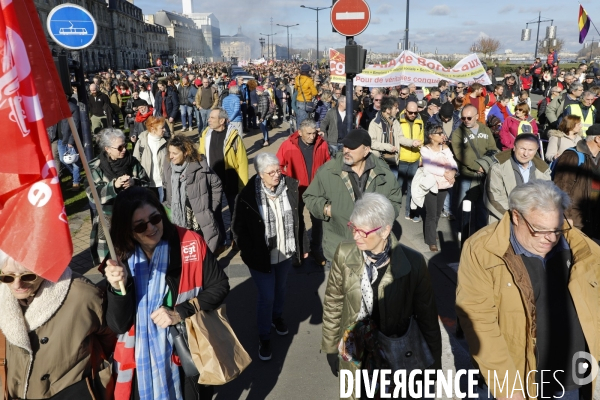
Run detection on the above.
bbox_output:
[443,187,452,213]
[179,105,193,129]
[249,258,293,340]
[193,107,201,130]
[260,119,269,142]
[397,160,420,217]
[199,108,211,133]
[241,103,248,130]
[456,175,488,234]
[296,102,310,126]
[57,139,80,184]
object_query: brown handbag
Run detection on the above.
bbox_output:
[0,329,7,400]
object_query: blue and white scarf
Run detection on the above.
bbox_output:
[129,240,183,400]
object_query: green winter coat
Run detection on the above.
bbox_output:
[321,236,442,400]
[302,153,402,261]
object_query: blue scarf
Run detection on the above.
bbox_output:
[129,240,183,400]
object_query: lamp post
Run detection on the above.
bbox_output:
[260,32,277,60]
[277,23,299,60]
[521,12,555,59]
[300,5,332,67]
[404,0,410,53]
[259,37,265,58]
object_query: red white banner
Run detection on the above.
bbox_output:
[329,48,346,84]
[0,0,73,281]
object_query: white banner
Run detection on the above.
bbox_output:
[353,51,491,88]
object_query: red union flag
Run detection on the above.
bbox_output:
[0,0,73,281]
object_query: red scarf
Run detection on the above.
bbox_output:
[161,91,167,117]
[497,103,509,120]
[135,107,154,123]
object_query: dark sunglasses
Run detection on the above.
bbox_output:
[0,273,38,284]
[110,145,127,152]
[133,214,162,234]
[373,99,382,102]
[400,92,409,96]
[406,111,418,115]
[461,116,474,121]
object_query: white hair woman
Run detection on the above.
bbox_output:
[321,193,441,399]
[0,250,115,399]
[232,152,302,361]
[87,128,149,265]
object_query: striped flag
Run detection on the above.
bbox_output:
[579,4,591,44]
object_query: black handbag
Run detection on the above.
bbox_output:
[376,316,435,372]
[169,323,199,377]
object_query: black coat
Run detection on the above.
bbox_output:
[153,87,179,119]
[232,175,302,272]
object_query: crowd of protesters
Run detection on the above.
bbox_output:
[6,51,600,399]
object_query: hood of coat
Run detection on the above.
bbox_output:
[547,129,567,138]
[0,268,72,352]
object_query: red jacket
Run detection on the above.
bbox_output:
[520,74,533,90]
[276,131,330,195]
[498,116,539,150]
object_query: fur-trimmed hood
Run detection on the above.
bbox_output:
[548,129,568,138]
[0,268,72,353]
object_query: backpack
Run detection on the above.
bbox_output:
[550,147,585,180]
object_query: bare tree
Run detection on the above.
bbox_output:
[470,37,502,60]
[538,38,565,56]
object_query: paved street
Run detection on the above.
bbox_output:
[69,120,474,399]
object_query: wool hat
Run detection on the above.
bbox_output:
[133,99,148,107]
[256,86,265,92]
[341,129,371,150]
[439,102,454,118]
[194,78,202,86]
[428,98,441,107]
[300,63,311,72]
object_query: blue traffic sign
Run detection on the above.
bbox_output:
[46,4,97,50]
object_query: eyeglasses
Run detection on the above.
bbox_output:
[516,211,572,238]
[406,111,418,115]
[110,145,126,152]
[264,169,282,177]
[461,116,474,121]
[347,222,382,238]
[133,213,163,234]
[373,99,382,102]
[0,272,38,284]
[400,92,409,96]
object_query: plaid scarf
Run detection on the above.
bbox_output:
[128,240,183,400]
[255,175,296,256]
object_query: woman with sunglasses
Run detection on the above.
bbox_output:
[232,153,302,362]
[321,193,441,399]
[419,123,458,252]
[104,187,229,400]
[163,135,223,254]
[0,251,116,400]
[87,128,149,265]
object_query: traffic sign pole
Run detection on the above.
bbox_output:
[346,36,355,134]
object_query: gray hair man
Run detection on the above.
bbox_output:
[485,134,551,223]
[199,107,248,251]
[320,95,348,154]
[546,81,584,128]
[457,180,600,399]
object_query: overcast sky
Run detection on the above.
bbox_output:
[134,0,600,55]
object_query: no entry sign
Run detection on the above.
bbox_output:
[331,0,371,37]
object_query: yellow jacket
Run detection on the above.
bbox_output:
[456,213,600,399]
[294,75,317,102]
[397,110,424,163]
[198,124,248,193]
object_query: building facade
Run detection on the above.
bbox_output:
[220,27,254,62]
[107,0,146,70]
[187,13,221,61]
[149,11,209,64]
[145,23,170,66]
[34,0,114,71]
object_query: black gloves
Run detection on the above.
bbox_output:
[326,353,339,377]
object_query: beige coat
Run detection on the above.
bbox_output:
[456,214,600,399]
[545,129,584,162]
[367,111,415,163]
[0,269,115,399]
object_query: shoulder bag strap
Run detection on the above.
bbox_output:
[463,126,482,160]
[0,329,7,400]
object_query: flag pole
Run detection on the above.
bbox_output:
[67,116,126,295]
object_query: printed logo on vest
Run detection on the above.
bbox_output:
[182,240,200,262]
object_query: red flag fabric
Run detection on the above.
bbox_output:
[0,0,73,281]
